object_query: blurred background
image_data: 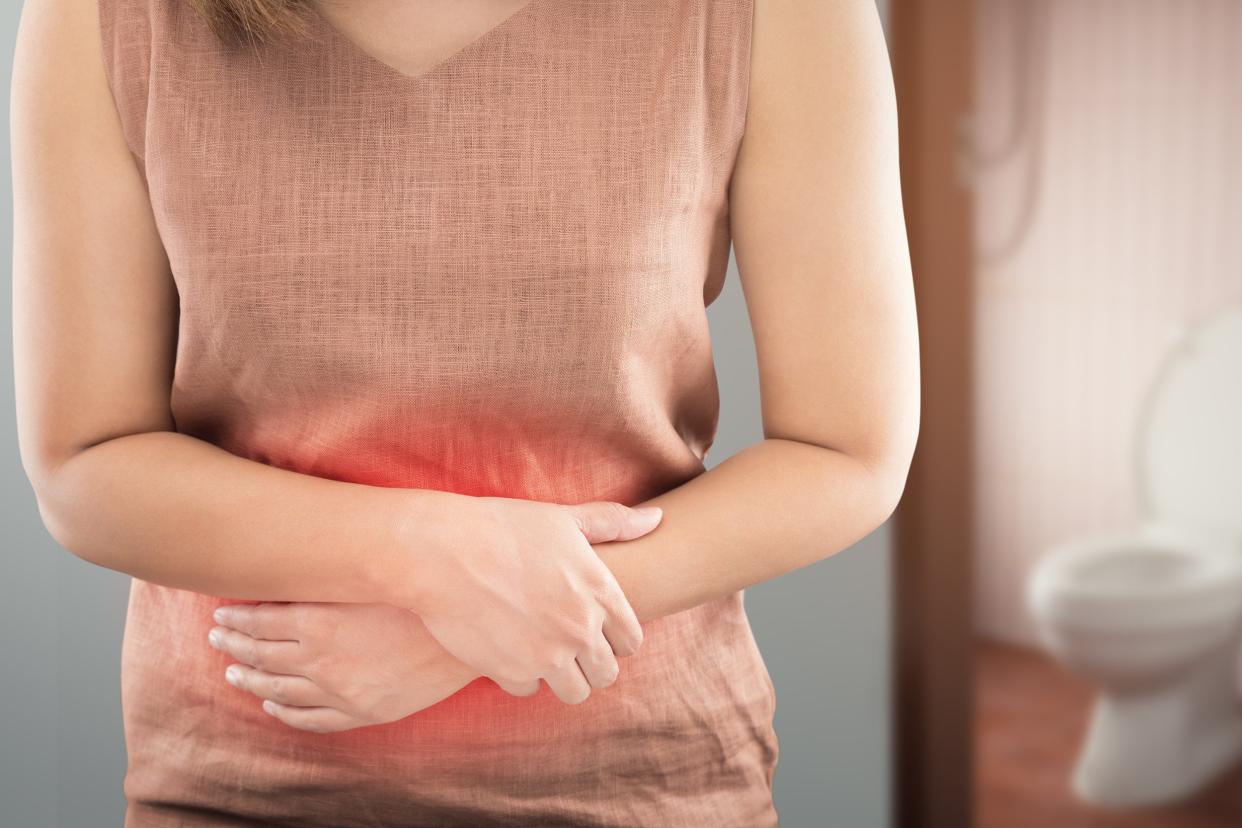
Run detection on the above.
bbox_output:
[4,0,1241,826]
[889,0,1242,827]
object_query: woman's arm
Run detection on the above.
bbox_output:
[10,0,420,606]
[598,0,919,621]
[10,0,657,703]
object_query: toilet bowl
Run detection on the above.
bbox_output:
[1026,308,1242,808]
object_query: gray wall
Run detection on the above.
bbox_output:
[712,270,892,828]
[1,2,892,825]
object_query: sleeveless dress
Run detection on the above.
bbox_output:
[99,0,777,825]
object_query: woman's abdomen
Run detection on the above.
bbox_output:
[120,579,779,827]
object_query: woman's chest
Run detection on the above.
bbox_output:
[141,48,728,410]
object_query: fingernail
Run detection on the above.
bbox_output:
[213,607,230,624]
[207,628,223,649]
[262,700,278,716]
[225,665,242,687]
[635,506,662,520]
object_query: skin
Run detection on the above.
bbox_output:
[12,0,919,733]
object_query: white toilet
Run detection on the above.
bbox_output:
[1027,307,1242,808]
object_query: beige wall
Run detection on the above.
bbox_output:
[972,0,1242,646]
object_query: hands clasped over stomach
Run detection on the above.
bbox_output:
[207,497,662,732]
[411,497,662,704]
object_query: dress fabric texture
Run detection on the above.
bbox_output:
[100,0,777,825]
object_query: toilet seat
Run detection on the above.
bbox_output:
[1033,309,1242,634]
[1031,526,1242,634]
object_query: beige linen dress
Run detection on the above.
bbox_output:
[100,0,778,824]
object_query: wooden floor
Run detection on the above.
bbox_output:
[974,640,1242,828]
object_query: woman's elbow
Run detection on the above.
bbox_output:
[859,422,920,528]
[20,442,105,567]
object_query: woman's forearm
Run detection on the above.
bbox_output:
[33,424,901,631]
[597,438,907,623]
[31,429,460,605]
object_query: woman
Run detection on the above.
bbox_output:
[11,0,918,824]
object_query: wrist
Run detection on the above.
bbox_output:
[372,487,473,612]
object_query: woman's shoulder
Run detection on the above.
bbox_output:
[13,0,138,131]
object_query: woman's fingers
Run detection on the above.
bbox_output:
[493,638,620,700]
[260,700,367,734]
[576,636,621,690]
[565,501,663,544]
[598,582,644,657]
[491,676,542,697]
[543,660,593,705]
[212,602,303,641]
[208,626,303,674]
[224,663,336,708]
[560,502,650,657]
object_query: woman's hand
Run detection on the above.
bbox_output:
[400,497,662,704]
[208,601,480,733]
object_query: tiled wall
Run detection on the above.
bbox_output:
[972,0,1242,645]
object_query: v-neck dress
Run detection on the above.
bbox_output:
[99,0,776,825]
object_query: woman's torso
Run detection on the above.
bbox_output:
[99,0,776,824]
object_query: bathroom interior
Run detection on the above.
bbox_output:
[891,0,1242,826]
